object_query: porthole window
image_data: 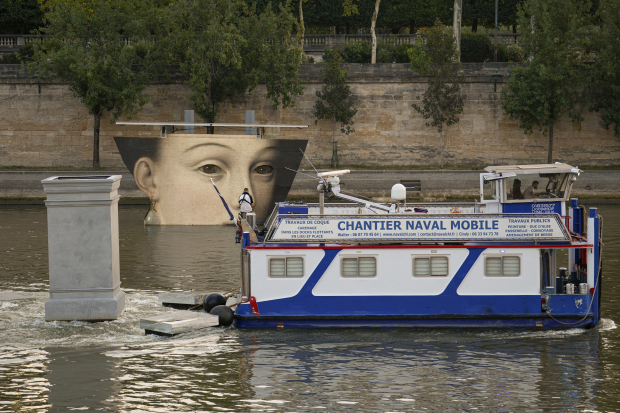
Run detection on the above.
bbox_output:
[485,256,520,276]
[413,257,449,277]
[341,257,376,277]
[269,257,304,278]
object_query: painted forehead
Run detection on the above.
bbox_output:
[159,137,287,155]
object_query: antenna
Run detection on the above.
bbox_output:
[285,167,319,180]
[300,148,319,175]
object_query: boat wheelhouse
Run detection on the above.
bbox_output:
[233,164,602,329]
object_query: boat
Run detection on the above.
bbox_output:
[232,163,603,329]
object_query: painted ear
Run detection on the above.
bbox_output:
[134,157,158,199]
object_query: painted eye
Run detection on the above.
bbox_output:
[254,165,273,175]
[200,164,222,174]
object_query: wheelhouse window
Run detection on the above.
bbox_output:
[341,257,376,277]
[269,257,304,278]
[482,179,497,200]
[505,173,570,201]
[485,256,520,276]
[413,257,449,277]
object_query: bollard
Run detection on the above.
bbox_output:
[42,175,125,321]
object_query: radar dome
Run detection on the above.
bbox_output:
[391,183,406,201]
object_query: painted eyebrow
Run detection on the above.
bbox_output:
[182,142,235,154]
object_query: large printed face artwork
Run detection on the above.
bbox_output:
[114,135,307,225]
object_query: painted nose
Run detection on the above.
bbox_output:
[228,171,253,214]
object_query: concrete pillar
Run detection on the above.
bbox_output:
[42,175,125,321]
[184,109,194,134]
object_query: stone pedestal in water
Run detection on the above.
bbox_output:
[42,175,125,321]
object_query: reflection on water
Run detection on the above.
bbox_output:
[0,204,619,412]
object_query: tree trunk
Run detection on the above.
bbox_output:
[331,119,338,168]
[93,111,101,170]
[439,129,444,168]
[409,19,415,35]
[472,18,478,33]
[548,123,554,164]
[299,0,305,61]
[494,0,498,62]
[370,0,381,64]
[453,0,462,60]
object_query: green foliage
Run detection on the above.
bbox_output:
[162,0,303,123]
[376,37,397,63]
[500,0,592,163]
[407,41,429,74]
[462,0,522,31]
[323,39,413,64]
[496,43,525,62]
[313,48,357,134]
[410,19,464,134]
[262,0,451,33]
[393,43,417,63]
[344,41,371,63]
[0,0,43,34]
[589,0,620,137]
[30,0,157,168]
[0,43,34,63]
[460,32,493,62]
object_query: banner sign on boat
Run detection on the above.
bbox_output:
[269,214,570,242]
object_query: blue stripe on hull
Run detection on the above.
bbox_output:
[235,316,594,329]
[237,247,598,328]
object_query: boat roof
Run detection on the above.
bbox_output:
[484,163,578,174]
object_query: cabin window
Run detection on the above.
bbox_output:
[269,257,304,278]
[341,257,376,277]
[483,179,497,200]
[485,256,520,276]
[505,173,570,201]
[413,257,449,276]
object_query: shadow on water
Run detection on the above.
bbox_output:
[0,204,619,412]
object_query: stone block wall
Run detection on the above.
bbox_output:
[0,63,618,169]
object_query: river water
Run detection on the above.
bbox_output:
[0,204,618,412]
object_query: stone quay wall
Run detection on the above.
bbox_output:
[1,63,618,169]
[2,169,619,202]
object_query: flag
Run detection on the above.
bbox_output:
[209,179,238,226]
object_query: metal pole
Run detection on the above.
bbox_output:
[494,0,498,63]
[319,188,325,215]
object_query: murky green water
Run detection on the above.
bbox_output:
[0,204,619,412]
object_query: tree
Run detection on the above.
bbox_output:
[30,0,156,169]
[343,0,381,63]
[0,0,44,34]
[589,0,620,138]
[299,0,307,60]
[313,49,357,168]
[500,0,592,164]
[409,19,464,167]
[462,0,522,33]
[162,0,304,126]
